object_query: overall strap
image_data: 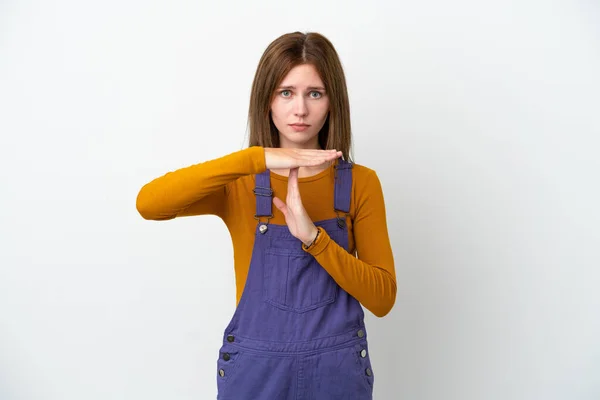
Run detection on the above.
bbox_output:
[254,159,353,227]
[334,159,353,228]
[254,170,273,219]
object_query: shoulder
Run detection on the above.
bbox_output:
[345,163,389,218]
[349,162,380,187]
[347,162,385,203]
[349,162,375,177]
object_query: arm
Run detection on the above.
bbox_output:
[136,146,266,220]
[304,169,397,317]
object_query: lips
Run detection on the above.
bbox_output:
[289,123,310,132]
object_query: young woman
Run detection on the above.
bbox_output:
[136,31,396,399]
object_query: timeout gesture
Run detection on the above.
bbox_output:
[266,148,342,246]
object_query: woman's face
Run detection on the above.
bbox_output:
[270,64,330,149]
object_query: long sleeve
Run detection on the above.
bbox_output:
[303,169,397,317]
[136,146,266,220]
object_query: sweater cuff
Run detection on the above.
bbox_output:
[302,226,330,256]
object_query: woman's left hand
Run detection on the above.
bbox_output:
[272,167,319,246]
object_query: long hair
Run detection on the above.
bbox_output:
[247,32,353,162]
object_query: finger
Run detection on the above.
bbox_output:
[293,150,340,160]
[295,150,342,161]
[295,152,340,161]
[295,149,339,157]
[294,149,338,154]
[272,196,288,217]
[296,157,340,167]
[289,167,299,183]
[288,168,299,198]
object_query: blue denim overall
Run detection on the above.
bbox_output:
[216,160,374,399]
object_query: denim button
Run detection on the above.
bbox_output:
[357,329,364,338]
[219,369,225,377]
[366,368,372,376]
[360,349,367,358]
[227,335,234,342]
[259,224,268,234]
[223,353,230,361]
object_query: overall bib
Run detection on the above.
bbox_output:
[216,160,374,399]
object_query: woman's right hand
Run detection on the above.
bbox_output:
[264,148,343,170]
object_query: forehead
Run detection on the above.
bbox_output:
[279,64,324,87]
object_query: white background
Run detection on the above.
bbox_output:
[1,1,599,399]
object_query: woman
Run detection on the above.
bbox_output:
[136,31,396,399]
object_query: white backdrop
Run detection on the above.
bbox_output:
[1,1,599,399]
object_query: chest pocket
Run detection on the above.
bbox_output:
[263,247,338,313]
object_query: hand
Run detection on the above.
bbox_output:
[264,147,342,170]
[272,167,319,246]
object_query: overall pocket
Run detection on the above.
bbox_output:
[263,247,338,313]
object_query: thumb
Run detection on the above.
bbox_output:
[272,196,288,217]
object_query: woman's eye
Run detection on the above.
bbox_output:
[281,90,291,97]
[310,91,322,98]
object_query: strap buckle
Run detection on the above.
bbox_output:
[253,186,273,197]
[254,214,274,223]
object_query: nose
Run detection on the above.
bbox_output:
[293,96,308,117]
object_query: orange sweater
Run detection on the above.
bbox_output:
[136,146,396,317]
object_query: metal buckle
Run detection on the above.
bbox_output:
[253,186,273,197]
[254,214,274,223]
[255,214,273,234]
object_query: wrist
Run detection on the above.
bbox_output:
[302,227,320,248]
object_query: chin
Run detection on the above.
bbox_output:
[282,133,318,145]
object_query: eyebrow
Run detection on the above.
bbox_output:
[278,85,326,91]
